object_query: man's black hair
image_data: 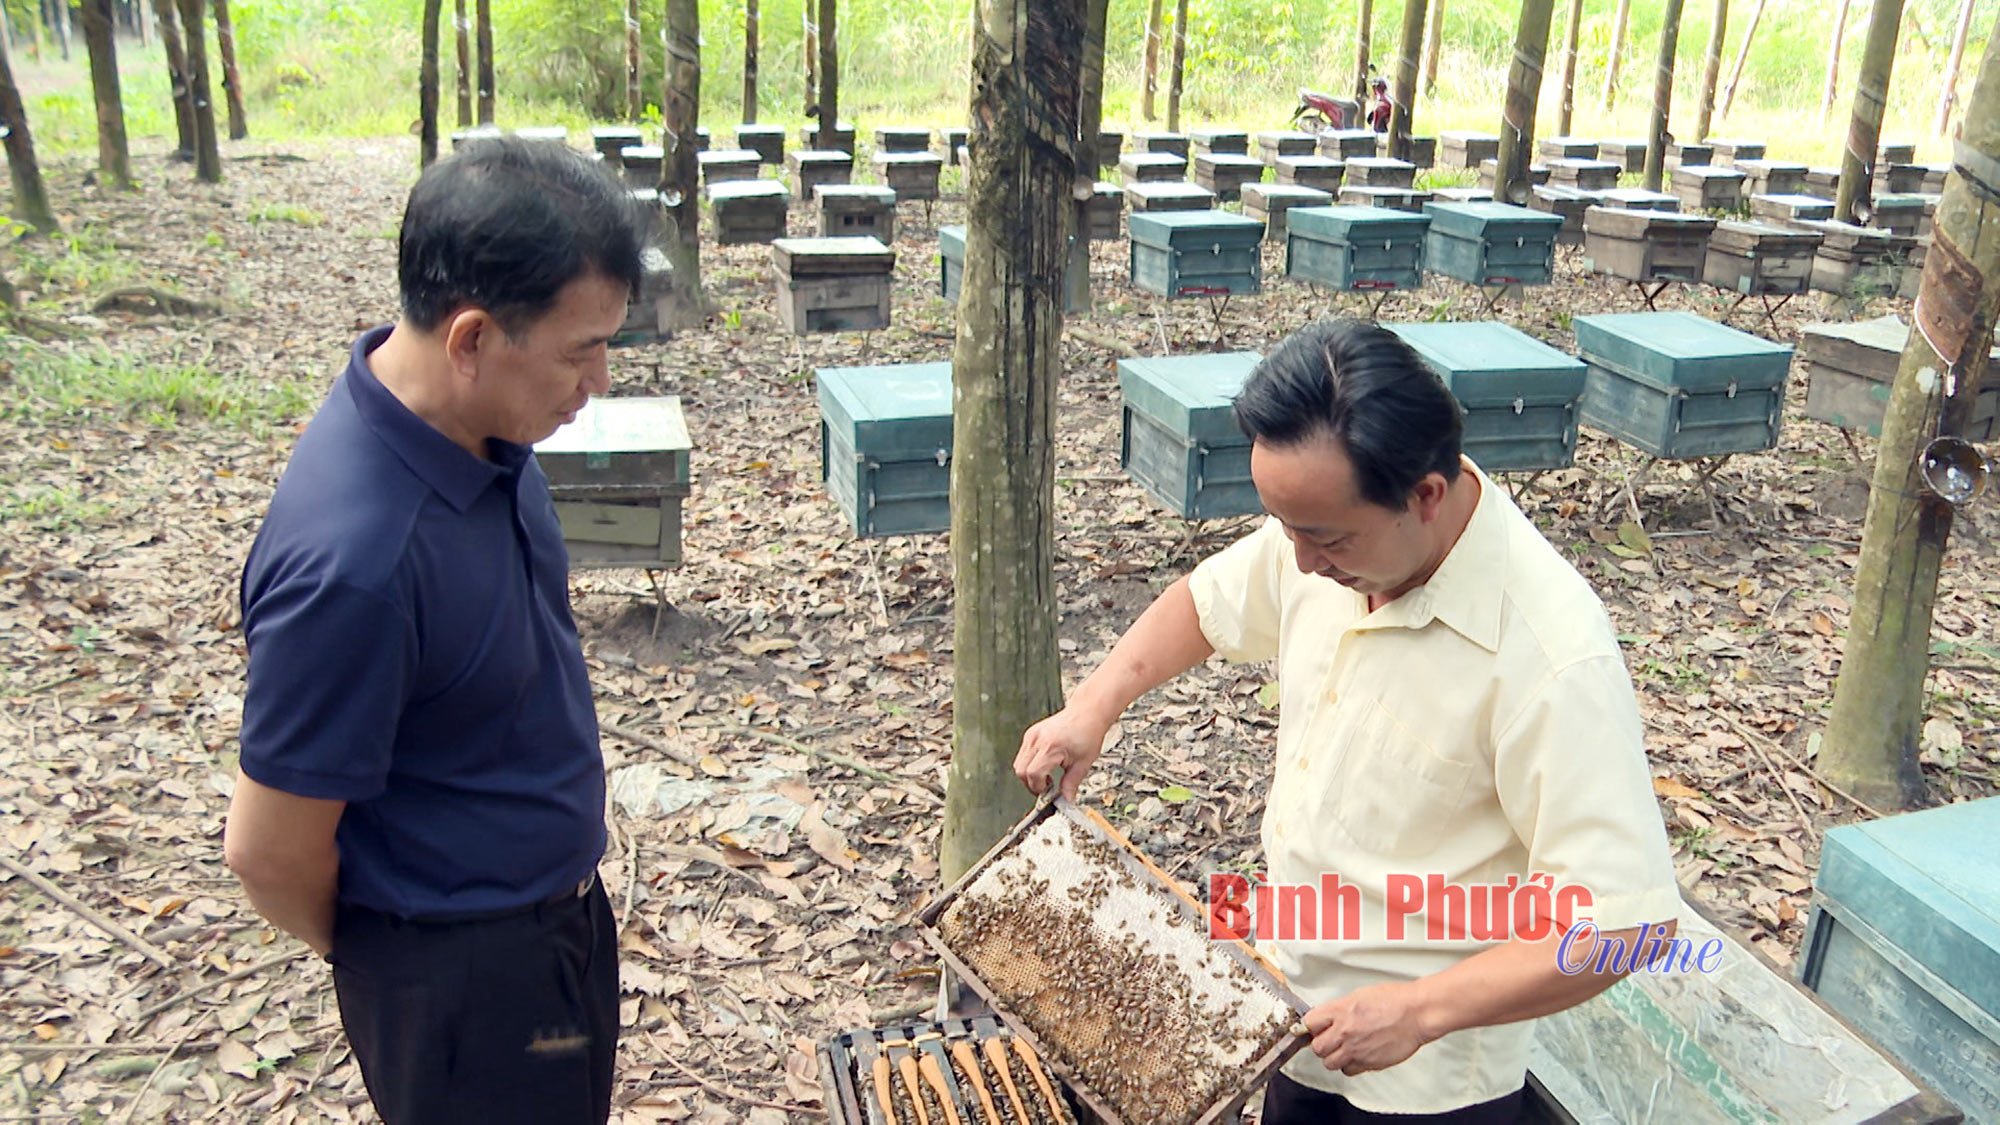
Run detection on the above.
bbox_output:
[1232,318,1464,509]
[398,136,646,335]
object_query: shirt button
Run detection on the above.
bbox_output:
[1325,687,1339,704]
[1296,756,1309,770]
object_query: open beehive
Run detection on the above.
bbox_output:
[919,798,1308,1125]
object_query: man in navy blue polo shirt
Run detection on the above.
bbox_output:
[224,137,646,1125]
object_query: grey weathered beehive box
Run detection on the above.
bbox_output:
[1254,131,1318,165]
[1439,130,1499,169]
[612,246,673,346]
[1242,184,1333,243]
[1193,153,1265,201]
[938,127,969,164]
[1749,193,1834,225]
[1275,155,1344,193]
[1546,158,1622,192]
[1188,128,1249,156]
[1285,204,1429,292]
[771,236,895,334]
[873,127,931,154]
[817,362,952,538]
[1574,310,1793,459]
[618,144,664,187]
[698,149,762,186]
[1338,185,1432,213]
[1385,320,1588,472]
[1084,181,1125,241]
[1345,156,1417,189]
[1671,164,1747,212]
[535,395,692,569]
[1128,211,1264,297]
[1666,140,1715,169]
[1801,315,2000,440]
[1704,137,1766,165]
[799,120,856,154]
[815,184,897,242]
[1529,185,1602,245]
[1876,163,1928,194]
[1421,201,1563,288]
[1802,797,2000,1123]
[1124,181,1217,213]
[1595,138,1648,172]
[1805,166,1843,195]
[1920,162,1951,193]
[1598,187,1680,212]
[590,125,643,163]
[1802,220,1921,299]
[787,150,853,201]
[1702,220,1823,297]
[513,125,569,145]
[1872,193,1935,238]
[705,180,790,245]
[939,225,1087,313]
[1317,128,1379,160]
[873,152,943,202]
[1117,352,1264,520]
[1089,131,1124,169]
[1120,151,1190,184]
[1377,134,1436,167]
[1582,206,1717,283]
[1432,186,1495,204]
[1731,158,1807,197]
[1878,140,1918,164]
[734,124,785,165]
[1136,130,1189,156]
[1539,136,1600,161]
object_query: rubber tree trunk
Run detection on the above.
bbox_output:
[175,0,220,182]
[1601,0,1631,110]
[1821,0,1851,124]
[1354,0,1373,99]
[1934,0,1976,135]
[1078,0,1107,171]
[152,0,194,160]
[1421,0,1444,96]
[1494,0,1555,207]
[80,0,131,190]
[1141,0,1162,121]
[1641,0,1685,192]
[213,0,245,138]
[659,0,701,329]
[742,0,757,124]
[1822,28,2000,813]
[419,0,440,167]
[814,0,836,147]
[1165,0,1187,132]
[474,0,492,124]
[624,0,639,122]
[1835,0,1905,223]
[1556,0,1582,136]
[50,0,70,62]
[1386,0,1428,162]
[453,0,470,125]
[1717,0,1763,120]
[802,7,816,116]
[940,0,1080,884]
[1694,0,1727,142]
[0,31,57,232]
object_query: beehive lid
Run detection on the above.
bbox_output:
[1753,192,1835,214]
[513,125,568,143]
[772,236,895,276]
[1584,206,1716,239]
[705,179,789,204]
[1136,130,1188,145]
[1433,186,1495,202]
[1797,219,1895,253]
[1672,164,1746,183]
[1091,180,1124,200]
[1878,141,1918,162]
[590,125,643,144]
[1188,128,1249,146]
[1733,158,1807,176]
[1599,188,1680,211]
[1709,219,1823,254]
[1122,152,1189,171]
[814,183,897,208]
[1573,311,1793,393]
[620,144,664,162]
[791,148,852,166]
[1384,321,1586,408]
[1116,351,1264,444]
[536,396,689,458]
[1873,193,1937,215]
[938,224,965,258]
[1254,130,1317,147]
[1421,200,1564,240]
[1241,184,1333,208]
[1347,156,1417,175]
[874,126,930,144]
[1817,797,2000,1021]
[1705,137,1766,157]
[1126,182,1217,206]
[816,362,954,461]
[1127,210,1264,250]
[1548,157,1621,176]
[1799,315,1909,374]
[873,151,944,166]
[1194,153,1264,171]
[1286,204,1430,241]
[697,148,760,165]
[1276,155,1344,173]
[735,123,784,139]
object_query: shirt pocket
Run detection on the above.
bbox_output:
[1325,699,1479,860]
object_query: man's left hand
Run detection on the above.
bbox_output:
[1301,982,1435,1076]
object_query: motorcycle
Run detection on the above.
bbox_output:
[1289,88,1363,134]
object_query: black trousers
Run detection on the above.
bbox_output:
[1261,1072,1525,1124]
[331,878,618,1125]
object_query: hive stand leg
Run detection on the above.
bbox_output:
[645,567,670,639]
[1206,295,1231,344]
[1481,283,1513,314]
[1602,453,1660,527]
[1635,280,1673,311]
[1365,289,1393,319]
[1723,290,1753,323]
[1758,293,1792,332]
[1692,454,1735,525]
[1152,304,1173,355]
[1838,425,1868,468]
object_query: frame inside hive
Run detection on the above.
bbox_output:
[918,797,1310,1125]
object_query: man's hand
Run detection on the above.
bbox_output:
[1301,982,1435,1076]
[1013,708,1112,800]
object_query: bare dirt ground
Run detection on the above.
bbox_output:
[1,133,1995,1122]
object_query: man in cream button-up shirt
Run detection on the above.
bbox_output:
[1017,319,1680,1123]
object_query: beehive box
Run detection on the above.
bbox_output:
[1385,321,1587,472]
[1529,185,1603,245]
[872,152,943,202]
[801,120,857,154]
[1480,159,1551,189]
[512,125,569,145]
[1192,153,1264,202]
[1875,163,1928,194]
[817,362,952,538]
[1921,162,1952,193]
[589,125,643,163]
[1582,207,1717,283]
[1574,310,1793,459]
[1432,186,1495,203]
[1705,138,1766,165]
[1546,158,1622,192]
[1124,181,1217,213]
[735,123,785,165]
[535,396,691,569]
[1242,184,1333,243]
[1187,128,1249,156]
[1128,211,1264,298]
[1117,352,1264,519]
[1338,185,1432,214]
[1749,192,1835,225]
[1879,141,1918,165]
[939,226,1088,314]
[1872,193,1936,238]
[1539,136,1601,161]
[1091,131,1125,169]
[1317,128,1379,160]
[1800,315,2000,440]
[873,126,931,154]
[1285,204,1430,292]
[817,1017,1092,1125]
[697,148,762,185]
[1421,201,1563,288]
[1732,158,1807,197]
[1254,130,1317,165]
[1275,155,1344,193]
[1119,152,1189,184]
[1439,130,1499,168]
[1805,166,1843,195]
[789,150,854,201]
[618,144,663,187]
[1801,797,2000,1124]
[1345,156,1417,189]
[817,184,897,242]
[1702,220,1823,296]
[1136,131,1189,156]
[940,127,969,164]
[706,179,791,245]
[919,798,1309,1125]
[1596,138,1649,172]
[1377,135,1436,167]
[1598,187,1680,212]
[772,237,896,334]
[1671,165,1747,212]
[1085,181,1126,241]
[1803,220,1921,300]
[612,246,673,346]
[1666,141,1715,169]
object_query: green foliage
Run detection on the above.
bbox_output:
[248,202,325,225]
[0,484,115,532]
[11,225,144,302]
[0,340,317,431]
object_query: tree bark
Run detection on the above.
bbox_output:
[742,0,757,124]
[1821,0,1852,124]
[659,0,702,329]
[624,0,640,122]
[175,0,219,182]
[1640,0,1684,192]
[151,0,194,161]
[1717,0,1763,120]
[1141,0,1162,121]
[50,0,71,62]
[941,0,1081,883]
[1354,0,1373,99]
[1933,0,1976,135]
[79,0,131,190]
[419,0,440,167]
[1386,0,1428,162]
[802,7,816,116]
[1694,0,1727,142]
[474,0,493,125]
[814,0,836,147]
[1821,26,2000,813]
[453,0,470,125]
[213,0,245,139]
[1494,0,1555,207]
[1835,0,1905,223]
[0,29,57,232]
[1556,0,1582,136]
[1601,0,1631,110]
[1078,0,1108,172]
[1165,0,1187,132]
[1421,0,1445,96]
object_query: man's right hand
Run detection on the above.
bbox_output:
[1014,708,1112,800]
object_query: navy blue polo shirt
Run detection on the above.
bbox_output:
[238,326,604,919]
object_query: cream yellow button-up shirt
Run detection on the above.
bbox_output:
[1188,463,1681,1114]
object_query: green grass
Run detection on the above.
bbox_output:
[0,483,115,532]
[248,202,325,226]
[11,224,147,305]
[0,340,317,431]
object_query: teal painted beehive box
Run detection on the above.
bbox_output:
[1574,311,1793,459]
[1127,211,1264,298]
[817,363,953,538]
[535,396,692,569]
[1420,201,1563,288]
[940,226,1086,313]
[1802,797,2000,1123]
[1384,322,1586,472]
[1117,352,1264,519]
[1285,205,1430,292]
